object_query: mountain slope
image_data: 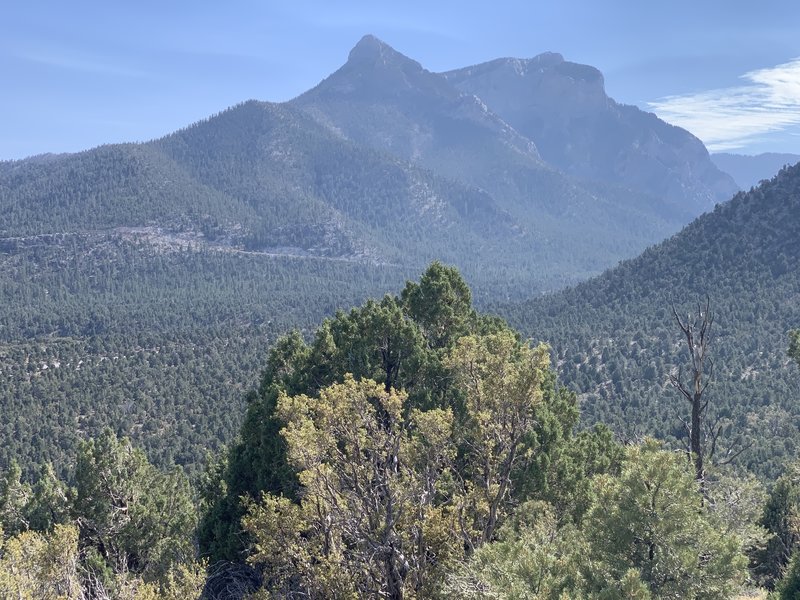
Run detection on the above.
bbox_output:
[0,34,739,476]
[443,53,738,217]
[1,101,511,265]
[292,35,545,187]
[293,35,691,287]
[712,152,800,190]
[500,163,800,478]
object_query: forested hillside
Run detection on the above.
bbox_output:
[0,233,408,476]
[5,265,798,599]
[0,36,730,476]
[501,162,800,479]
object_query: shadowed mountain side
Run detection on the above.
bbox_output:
[293,35,690,289]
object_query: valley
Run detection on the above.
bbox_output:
[1,24,799,599]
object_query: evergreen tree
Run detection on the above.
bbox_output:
[73,430,196,583]
[753,463,800,588]
[0,461,31,535]
[584,440,747,599]
[790,330,800,368]
[244,376,460,599]
[201,263,478,562]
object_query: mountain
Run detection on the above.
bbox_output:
[500,163,800,479]
[443,53,739,217]
[1,101,493,261]
[0,94,642,475]
[712,152,800,190]
[1,100,544,296]
[292,35,545,186]
[0,34,738,476]
[293,35,696,286]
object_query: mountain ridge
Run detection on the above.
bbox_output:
[500,162,800,478]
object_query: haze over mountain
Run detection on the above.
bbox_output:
[501,162,800,479]
[295,36,738,222]
[0,34,752,475]
[443,52,739,218]
[2,34,732,303]
[712,152,800,190]
[292,35,545,185]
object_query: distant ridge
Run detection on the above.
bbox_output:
[712,151,800,190]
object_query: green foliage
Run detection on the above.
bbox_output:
[402,261,475,350]
[775,548,800,599]
[754,463,800,588]
[0,255,788,599]
[445,330,554,547]
[444,502,588,599]
[790,330,800,368]
[0,524,81,599]
[0,461,31,535]
[202,265,448,560]
[244,376,461,598]
[536,423,625,524]
[25,462,71,532]
[242,325,570,597]
[704,467,768,574]
[0,234,409,478]
[203,264,580,564]
[74,429,196,582]
[584,440,748,599]
[449,442,748,600]
[502,163,800,480]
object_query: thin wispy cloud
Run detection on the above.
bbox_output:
[15,50,148,79]
[649,58,800,152]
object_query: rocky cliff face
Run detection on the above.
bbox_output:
[443,54,739,217]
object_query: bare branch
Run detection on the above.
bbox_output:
[715,440,754,466]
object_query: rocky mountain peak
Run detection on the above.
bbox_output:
[346,34,422,71]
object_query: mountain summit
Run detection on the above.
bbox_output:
[298,35,737,221]
[294,35,540,166]
[346,34,421,69]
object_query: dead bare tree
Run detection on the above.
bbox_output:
[669,298,714,486]
[670,299,753,496]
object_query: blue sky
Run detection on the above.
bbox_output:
[2,0,799,160]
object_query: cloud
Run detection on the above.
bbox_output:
[15,50,148,78]
[648,58,800,152]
